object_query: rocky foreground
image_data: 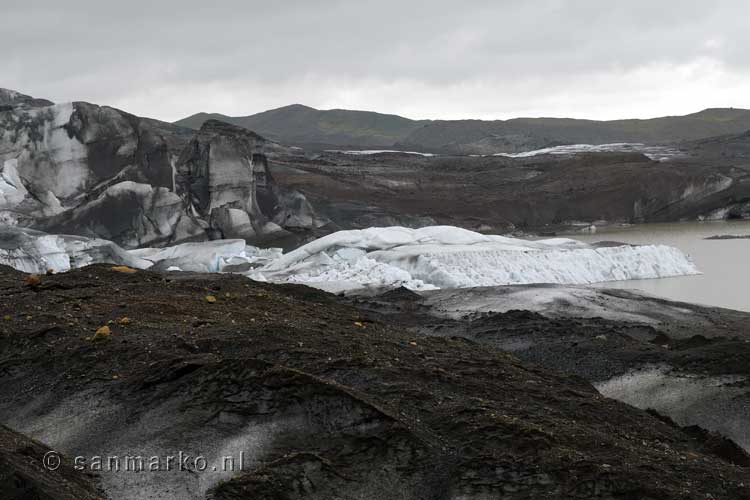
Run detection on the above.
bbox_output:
[356,284,750,450]
[1,265,750,499]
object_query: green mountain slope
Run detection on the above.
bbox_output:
[176,104,428,149]
[175,105,750,154]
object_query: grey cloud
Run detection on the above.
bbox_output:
[2,0,749,121]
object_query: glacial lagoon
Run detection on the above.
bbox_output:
[572,220,750,312]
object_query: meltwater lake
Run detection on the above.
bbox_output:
[570,221,750,312]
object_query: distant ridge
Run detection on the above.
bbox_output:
[175,104,427,150]
[175,104,750,154]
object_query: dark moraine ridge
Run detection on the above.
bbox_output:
[352,283,750,453]
[0,265,749,499]
[269,149,750,233]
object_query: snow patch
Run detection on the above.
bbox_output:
[328,149,436,157]
[495,143,681,161]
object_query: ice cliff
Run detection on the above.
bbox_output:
[0,226,149,274]
[252,226,700,291]
[0,89,323,248]
[0,225,699,293]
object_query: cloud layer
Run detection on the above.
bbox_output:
[3,0,749,121]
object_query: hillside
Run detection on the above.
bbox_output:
[176,104,427,150]
[682,128,750,161]
[176,105,750,154]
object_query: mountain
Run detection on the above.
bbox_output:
[176,104,429,150]
[176,105,750,154]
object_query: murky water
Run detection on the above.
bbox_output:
[570,221,750,312]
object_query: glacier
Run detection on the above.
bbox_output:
[130,239,281,273]
[0,226,150,274]
[0,225,699,293]
[250,226,700,291]
[0,226,279,275]
[0,95,326,249]
[329,144,681,162]
[329,149,437,157]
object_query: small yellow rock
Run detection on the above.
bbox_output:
[92,325,112,341]
[25,275,42,287]
[353,321,365,328]
[111,266,137,274]
[409,341,418,346]
[205,295,217,304]
[3,315,10,321]
[118,317,131,326]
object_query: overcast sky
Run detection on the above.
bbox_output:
[3,0,749,122]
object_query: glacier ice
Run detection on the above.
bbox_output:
[0,226,281,275]
[328,144,681,162]
[494,143,681,161]
[0,159,27,209]
[129,239,281,273]
[1,99,324,249]
[0,225,699,294]
[0,226,150,274]
[329,149,436,157]
[252,226,700,291]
